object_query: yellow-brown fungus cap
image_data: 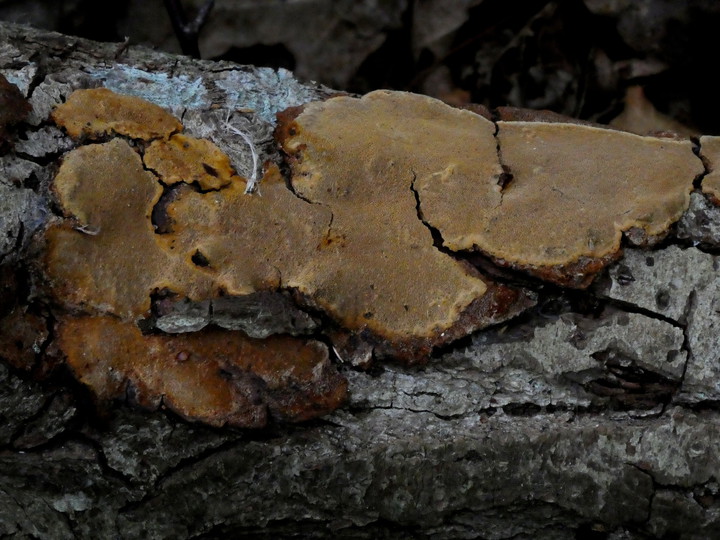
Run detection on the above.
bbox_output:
[51,87,181,140]
[418,120,703,286]
[272,90,531,349]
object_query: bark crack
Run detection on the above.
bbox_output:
[627,463,656,526]
[692,137,710,191]
[673,289,698,404]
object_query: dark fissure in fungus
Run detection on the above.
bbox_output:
[191,250,210,268]
[202,163,219,177]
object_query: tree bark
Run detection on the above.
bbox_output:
[2,21,720,539]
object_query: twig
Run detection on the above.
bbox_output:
[163,0,215,58]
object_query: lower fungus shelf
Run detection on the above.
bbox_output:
[57,316,347,428]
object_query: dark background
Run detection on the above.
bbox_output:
[1,0,719,132]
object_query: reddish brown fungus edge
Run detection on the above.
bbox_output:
[274,105,307,154]
[371,281,536,364]
[487,252,624,289]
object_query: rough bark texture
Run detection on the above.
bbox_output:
[2,22,720,539]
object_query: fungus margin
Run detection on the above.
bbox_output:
[699,136,720,205]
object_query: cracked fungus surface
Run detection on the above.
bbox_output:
[58,316,347,428]
[169,88,529,346]
[699,136,720,204]
[51,87,182,140]
[46,138,214,319]
[418,120,702,284]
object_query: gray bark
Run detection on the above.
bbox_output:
[2,21,720,539]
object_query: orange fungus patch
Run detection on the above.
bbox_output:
[57,316,347,427]
[144,134,241,190]
[51,87,182,140]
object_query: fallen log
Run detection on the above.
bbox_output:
[2,21,720,539]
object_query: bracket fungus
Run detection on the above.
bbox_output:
[419,120,702,286]
[45,88,349,427]
[168,90,534,359]
[283,90,700,289]
[57,316,346,427]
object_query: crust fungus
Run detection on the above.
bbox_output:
[45,138,214,319]
[699,136,720,205]
[41,85,706,427]
[276,90,702,293]
[57,316,347,427]
[144,134,242,190]
[51,87,182,140]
